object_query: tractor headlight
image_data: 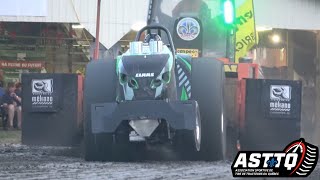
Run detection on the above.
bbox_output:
[150,71,171,89]
[120,73,139,90]
[120,73,128,84]
[150,79,162,89]
[162,71,170,83]
[128,78,139,89]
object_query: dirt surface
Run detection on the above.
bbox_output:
[0,144,318,180]
[0,131,319,180]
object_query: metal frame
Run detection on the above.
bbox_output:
[91,100,198,134]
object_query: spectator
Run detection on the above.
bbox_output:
[0,81,5,130]
[0,81,4,98]
[2,82,22,130]
[15,82,22,107]
[0,70,3,84]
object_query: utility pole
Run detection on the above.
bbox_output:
[315,32,320,148]
[93,0,101,60]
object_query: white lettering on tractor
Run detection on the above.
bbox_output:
[136,73,155,78]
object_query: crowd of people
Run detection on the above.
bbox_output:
[0,81,22,131]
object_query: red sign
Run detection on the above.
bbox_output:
[0,60,44,69]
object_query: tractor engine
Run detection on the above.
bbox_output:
[114,29,179,143]
[116,36,177,101]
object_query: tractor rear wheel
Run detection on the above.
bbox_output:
[84,59,117,161]
[191,58,227,161]
[174,102,201,160]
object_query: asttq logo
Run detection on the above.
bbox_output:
[176,17,200,41]
[231,139,319,177]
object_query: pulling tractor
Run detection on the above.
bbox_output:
[84,0,255,161]
[22,0,302,162]
[84,24,226,161]
[84,0,299,161]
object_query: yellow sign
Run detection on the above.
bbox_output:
[76,67,86,76]
[177,49,199,58]
[235,0,258,63]
[224,64,238,73]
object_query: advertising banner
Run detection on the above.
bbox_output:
[173,17,203,58]
[0,60,44,69]
[262,80,302,119]
[235,0,258,62]
[31,76,63,112]
[23,74,63,112]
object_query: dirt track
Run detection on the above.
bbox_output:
[0,143,319,180]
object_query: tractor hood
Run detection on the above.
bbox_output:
[117,53,173,101]
[119,54,170,78]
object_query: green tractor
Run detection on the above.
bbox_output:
[84,24,226,161]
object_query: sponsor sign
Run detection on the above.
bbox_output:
[31,79,54,110]
[29,77,62,112]
[231,139,318,177]
[262,80,301,119]
[177,49,199,58]
[173,17,203,58]
[176,17,200,41]
[235,0,258,62]
[0,60,44,69]
[269,85,292,115]
[224,64,238,73]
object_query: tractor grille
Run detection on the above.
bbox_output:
[134,78,156,100]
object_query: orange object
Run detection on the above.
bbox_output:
[217,57,230,64]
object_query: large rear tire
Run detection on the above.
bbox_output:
[174,102,201,160]
[84,59,117,161]
[191,58,227,161]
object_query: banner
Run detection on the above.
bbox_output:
[173,17,203,58]
[235,0,258,63]
[0,60,44,69]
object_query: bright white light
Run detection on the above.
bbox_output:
[256,26,273,32]
[72,24,84,29]
[131,21,147,31]
[224,0,234,24]
[272,34,281,44]
[221,112,224,133]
